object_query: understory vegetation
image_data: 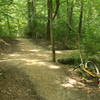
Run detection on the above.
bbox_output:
[0,0,100,64]
[0,1,100,98]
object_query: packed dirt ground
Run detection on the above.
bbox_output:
[0,38,100,100]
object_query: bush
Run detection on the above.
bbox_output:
[83,31,100,56]
[57,52,81,65]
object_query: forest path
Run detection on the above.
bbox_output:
[0,38,100,100]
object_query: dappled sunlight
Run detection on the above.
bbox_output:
[68,78,77,84]
[67,78,85,87]
[23,59,39,63]
[60,78,76,88]
[0,56,49,67]
[29,49,40,52]
[56,50,75,54]
[21,49,41,53]
[48,65,60,69]
[0,58,39,63]
[61,83,74,88]
[0,38,100,100]
[8,53,21,57]
[26,60,47,66]
[36,53,50,58]
[56,51,63,54]
[61,77,85,88]
[0,58,16,62]
[0,54,61,69]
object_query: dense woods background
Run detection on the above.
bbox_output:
[0,1,100,99]
[0,0,100,60]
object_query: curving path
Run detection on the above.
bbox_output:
[0,38,100,100]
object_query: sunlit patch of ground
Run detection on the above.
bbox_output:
[61,77,85,88]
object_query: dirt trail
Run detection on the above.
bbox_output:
[0,38,100,100]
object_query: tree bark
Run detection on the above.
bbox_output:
[27,0,35,38]
[49,0,56,62]
[47,0,51,40]
[47,0,60,62]
[67,0,74,35]
[6,15,11,35]
[78,0,84,38]
[78,0,84,63]
[47,0,60,40]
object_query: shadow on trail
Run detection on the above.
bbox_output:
[0,38,20,54]
[0,63,46,100]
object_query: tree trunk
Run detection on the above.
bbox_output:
[6,16,11,35]
[27,0,35,38]
[47,0,51,40]
[78,0,84,63]
[49,0,56,62]
[78,0,84,38]
[47,0,60,62]
[47,0,60,40]
[67,0,74,35]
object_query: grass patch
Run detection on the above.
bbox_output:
[57,52,81,65]
[57,51,100,67]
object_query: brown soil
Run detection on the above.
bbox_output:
[0,38,100,100]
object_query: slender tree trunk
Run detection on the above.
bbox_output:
[49,0,56,62]
[27,0,32,36]
[31,0,36,38]
[78,0,84,37]
[27,0,35,38]
[17,19,20,37]
[67,0,74,34]
[47,0,60,40]
[47,0,60,62]
[6,16,11,35]
[47,0,51,40]
[78,0,84,63]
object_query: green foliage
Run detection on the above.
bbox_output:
[83,32,100,55]
[0,0,13,6]
[0,0,27,37]
[0,0,99,58]
[58,51,81,65]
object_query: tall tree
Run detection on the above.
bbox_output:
[27,0,35,38]
[47,0,60,62]
[47,0,60,40]
[47,0,51,40]
[6,15,11,35]
[67,0,74,34]
[78,0,84,63]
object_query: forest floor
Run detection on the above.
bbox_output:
[0,38,100,100]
